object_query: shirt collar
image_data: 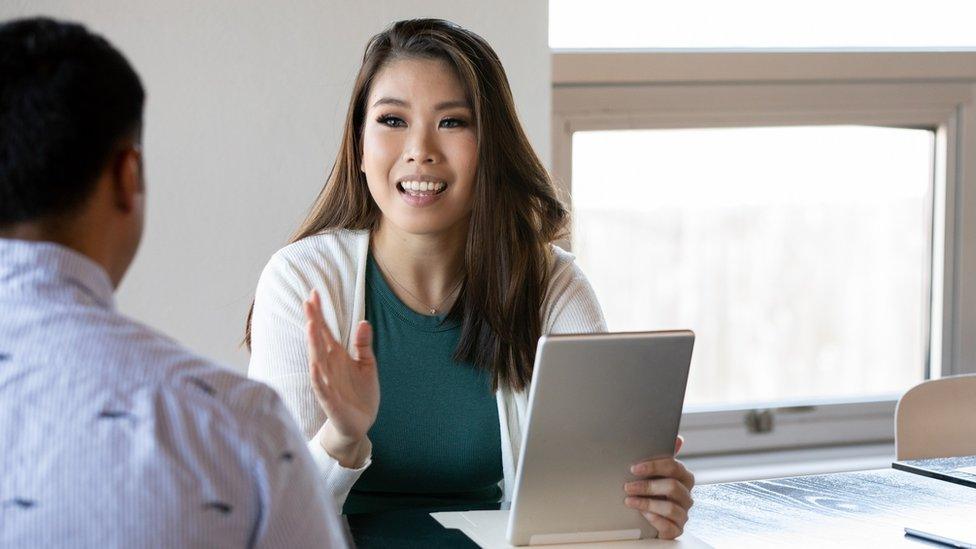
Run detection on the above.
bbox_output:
[0,238,116,310]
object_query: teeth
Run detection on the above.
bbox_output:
[401,180,446,193]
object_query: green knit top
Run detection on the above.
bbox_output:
[342,253,503,514]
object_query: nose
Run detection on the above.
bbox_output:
[402,127,440,164]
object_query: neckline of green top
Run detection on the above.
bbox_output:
[366,252,462,333]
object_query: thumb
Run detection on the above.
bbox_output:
[674,435,684,456]
[353,321,375,365]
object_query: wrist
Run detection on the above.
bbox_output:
[319,421,371,468]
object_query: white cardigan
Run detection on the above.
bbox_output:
[248,229,606,509]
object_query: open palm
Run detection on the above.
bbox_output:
[304,290,380,448]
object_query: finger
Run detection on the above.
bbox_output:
[303,297,315,323]
[306,291,323,326]
[631,458,695,491]
[307,291,346,365]
[642,511,683,540]
[304,292,320,324]
[623,478,693,510]
[625,497,688,527]
[310,291,341,354]
[305,296,330,356]
[305,318,332,402]
[306,332,329,386]
[309,354,332,402]
[307,291,327,335]
[675,435,684,456]
[304,302,326,362]
[353,321,375,366]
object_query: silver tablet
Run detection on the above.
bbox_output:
[506,330,695,546]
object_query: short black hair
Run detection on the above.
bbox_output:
[0,17,145,226]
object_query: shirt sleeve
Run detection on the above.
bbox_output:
[248,251,370,510]
[247,394,350,549]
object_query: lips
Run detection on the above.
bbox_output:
[396,174,449,203]
[395,175,449,207]
[397,180,448,196]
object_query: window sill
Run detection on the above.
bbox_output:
[682,442,895,485]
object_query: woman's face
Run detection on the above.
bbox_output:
[361,57,478,237]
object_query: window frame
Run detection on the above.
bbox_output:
[552,50,976,456]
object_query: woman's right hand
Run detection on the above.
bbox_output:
[304,289,380,468]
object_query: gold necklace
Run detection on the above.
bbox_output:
[373,251,464,315]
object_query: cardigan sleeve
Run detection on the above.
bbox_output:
[248,249,370,511]
[543,249,609,335]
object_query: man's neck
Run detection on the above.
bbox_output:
[1,223,51,242]
[0,215,82,244]
[0,218,117,287]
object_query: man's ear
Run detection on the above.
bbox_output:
[111,147,143,213]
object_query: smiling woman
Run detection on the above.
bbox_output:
[244,18,696,539]
[361,57,478,237]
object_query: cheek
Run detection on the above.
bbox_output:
[361,129,400,175]
[446,138,478,214]
[448,135,479,183]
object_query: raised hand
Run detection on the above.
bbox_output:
[304,289,380,468]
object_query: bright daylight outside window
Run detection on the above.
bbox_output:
[550,0,976,49]
[571,126,934,407]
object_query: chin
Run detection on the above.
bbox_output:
[387,211,468,237]
[395,220,455,236]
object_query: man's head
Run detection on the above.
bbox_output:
[0,17,146,287]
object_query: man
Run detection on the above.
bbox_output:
[0,17,347,548]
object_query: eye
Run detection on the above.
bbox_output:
[377,114,406,128]
[440,117,468,129]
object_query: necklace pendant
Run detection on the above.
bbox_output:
[430,307,437,315]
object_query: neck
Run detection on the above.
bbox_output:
[371,219,467,314]
[0,216,119,288]
[1,217,78,249]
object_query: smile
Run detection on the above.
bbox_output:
[397,180,448,197]
[395,176,450,208]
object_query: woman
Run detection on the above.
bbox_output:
[246,18,695,539]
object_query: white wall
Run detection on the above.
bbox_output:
[1,1,551,371]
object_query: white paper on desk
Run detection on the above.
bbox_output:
[431,510,712,549]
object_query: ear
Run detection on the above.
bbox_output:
[111,146,143,213]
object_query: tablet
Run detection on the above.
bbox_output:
[506,331,695,546]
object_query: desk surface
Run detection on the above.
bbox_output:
[687,467,976,547]
[346,467,976,548]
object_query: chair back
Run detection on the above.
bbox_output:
[895,374,976,460]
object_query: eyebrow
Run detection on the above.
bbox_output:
[371,97,471,111]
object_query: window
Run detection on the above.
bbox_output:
[550,0,976,49]
[552,50,976,455]
[572,125,934,407]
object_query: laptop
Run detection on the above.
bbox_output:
[495,330,696,546]
[892,455,976,489]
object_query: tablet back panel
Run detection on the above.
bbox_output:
[506,331,694,546]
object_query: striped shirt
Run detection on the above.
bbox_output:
[0,238,347,548]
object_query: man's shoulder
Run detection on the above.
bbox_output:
[150,345,301,463]
[93,317,290,437]
[0,312,312,547]
[163,356,285,426]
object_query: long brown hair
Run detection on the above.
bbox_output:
[245,18,568,392]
